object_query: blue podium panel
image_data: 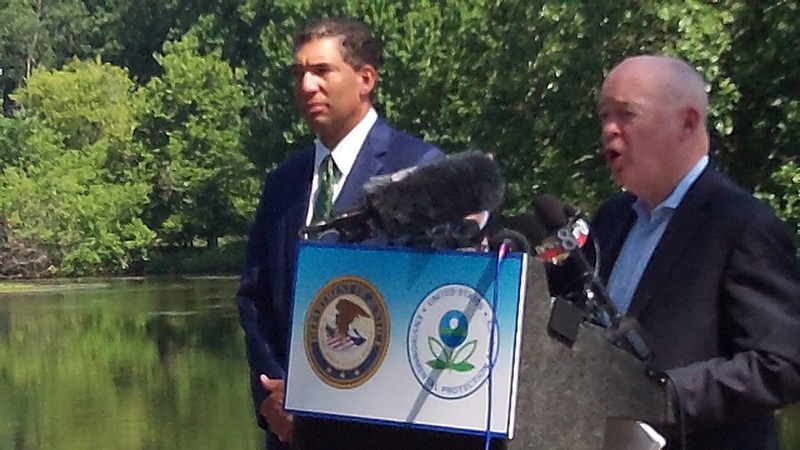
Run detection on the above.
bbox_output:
[284,243,528,438]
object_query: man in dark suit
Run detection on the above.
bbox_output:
[592,55,800,448]
[235,17,441,449]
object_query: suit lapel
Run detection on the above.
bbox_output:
[333,119,390,212]
[627,168,715,318]
[598,200,637,283]
[285,149,315,246]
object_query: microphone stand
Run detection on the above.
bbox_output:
[551,218,654,363]
[582,271,653,363]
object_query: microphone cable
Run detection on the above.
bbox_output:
[484,241,508,450]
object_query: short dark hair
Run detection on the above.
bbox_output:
[293,17,383,71]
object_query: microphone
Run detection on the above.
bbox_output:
[501,207,598,343]
[533,211,590,264]
[301,151,505,244]
[530,195,594,269]
[520,195,654,362]
[531,195,622,321]
[364,150,505,237]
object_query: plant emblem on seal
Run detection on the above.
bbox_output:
[427,310,477,372]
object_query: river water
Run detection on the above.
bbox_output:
[0,277,261,449]
[1,277,797,449]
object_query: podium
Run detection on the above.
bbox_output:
[284,243,670,449]
[510,262,670,449]
[285,243,527,442]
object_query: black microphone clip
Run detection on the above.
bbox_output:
[300,207,376,243]
[404,219,484,250]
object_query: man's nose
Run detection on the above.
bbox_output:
[601,120,621,143]
[299,72,320,93]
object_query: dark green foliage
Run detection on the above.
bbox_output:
[758,161,800,250]
[134,29,259,248]
[718,1,800,191]
[0,0,797,279]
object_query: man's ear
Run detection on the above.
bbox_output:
[682,106,701,135]
[357,64,377,98]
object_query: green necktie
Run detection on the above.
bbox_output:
[312,154,339,223]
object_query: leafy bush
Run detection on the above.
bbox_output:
[1,60,153,276]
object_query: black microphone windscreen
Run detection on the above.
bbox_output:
[364,151,505,237]
[533,195,571,230]
[563,203,580,218]
[503,212,549,248]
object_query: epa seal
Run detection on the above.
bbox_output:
[407,284,497,400]
[304,276,389,388]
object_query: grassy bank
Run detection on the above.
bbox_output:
[0,282,39,293]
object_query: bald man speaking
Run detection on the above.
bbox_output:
[584,55,800,449]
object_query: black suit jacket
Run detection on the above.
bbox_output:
[235,118,442,449]
[590,167,800,449]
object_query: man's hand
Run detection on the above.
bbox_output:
[258,375,294,442]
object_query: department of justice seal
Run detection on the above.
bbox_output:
[407,284,498,400]
[304,276,389,388]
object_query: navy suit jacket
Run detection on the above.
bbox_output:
[590,167,800,449]
[236,118,442,447]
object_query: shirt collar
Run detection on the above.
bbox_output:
[633,155,709,217]
[313,108,378,178]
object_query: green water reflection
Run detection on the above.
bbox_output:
[0,277,261,449]
[1,278,797,449]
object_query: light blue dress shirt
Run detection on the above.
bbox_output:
[606,155,709,313]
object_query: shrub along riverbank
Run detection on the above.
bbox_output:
[0,239,246,281]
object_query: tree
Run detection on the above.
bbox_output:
[1,59,153,275]
[0,0,96,113]
[718,1,800,192]
[83,0,209,82]
[1,0,797,274]
[758,161,800,249]
[135,26,259,248]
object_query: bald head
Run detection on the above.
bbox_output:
[608,55,708,124]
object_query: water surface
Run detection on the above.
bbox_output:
[2,277,797,449]
[0,277,261,449]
